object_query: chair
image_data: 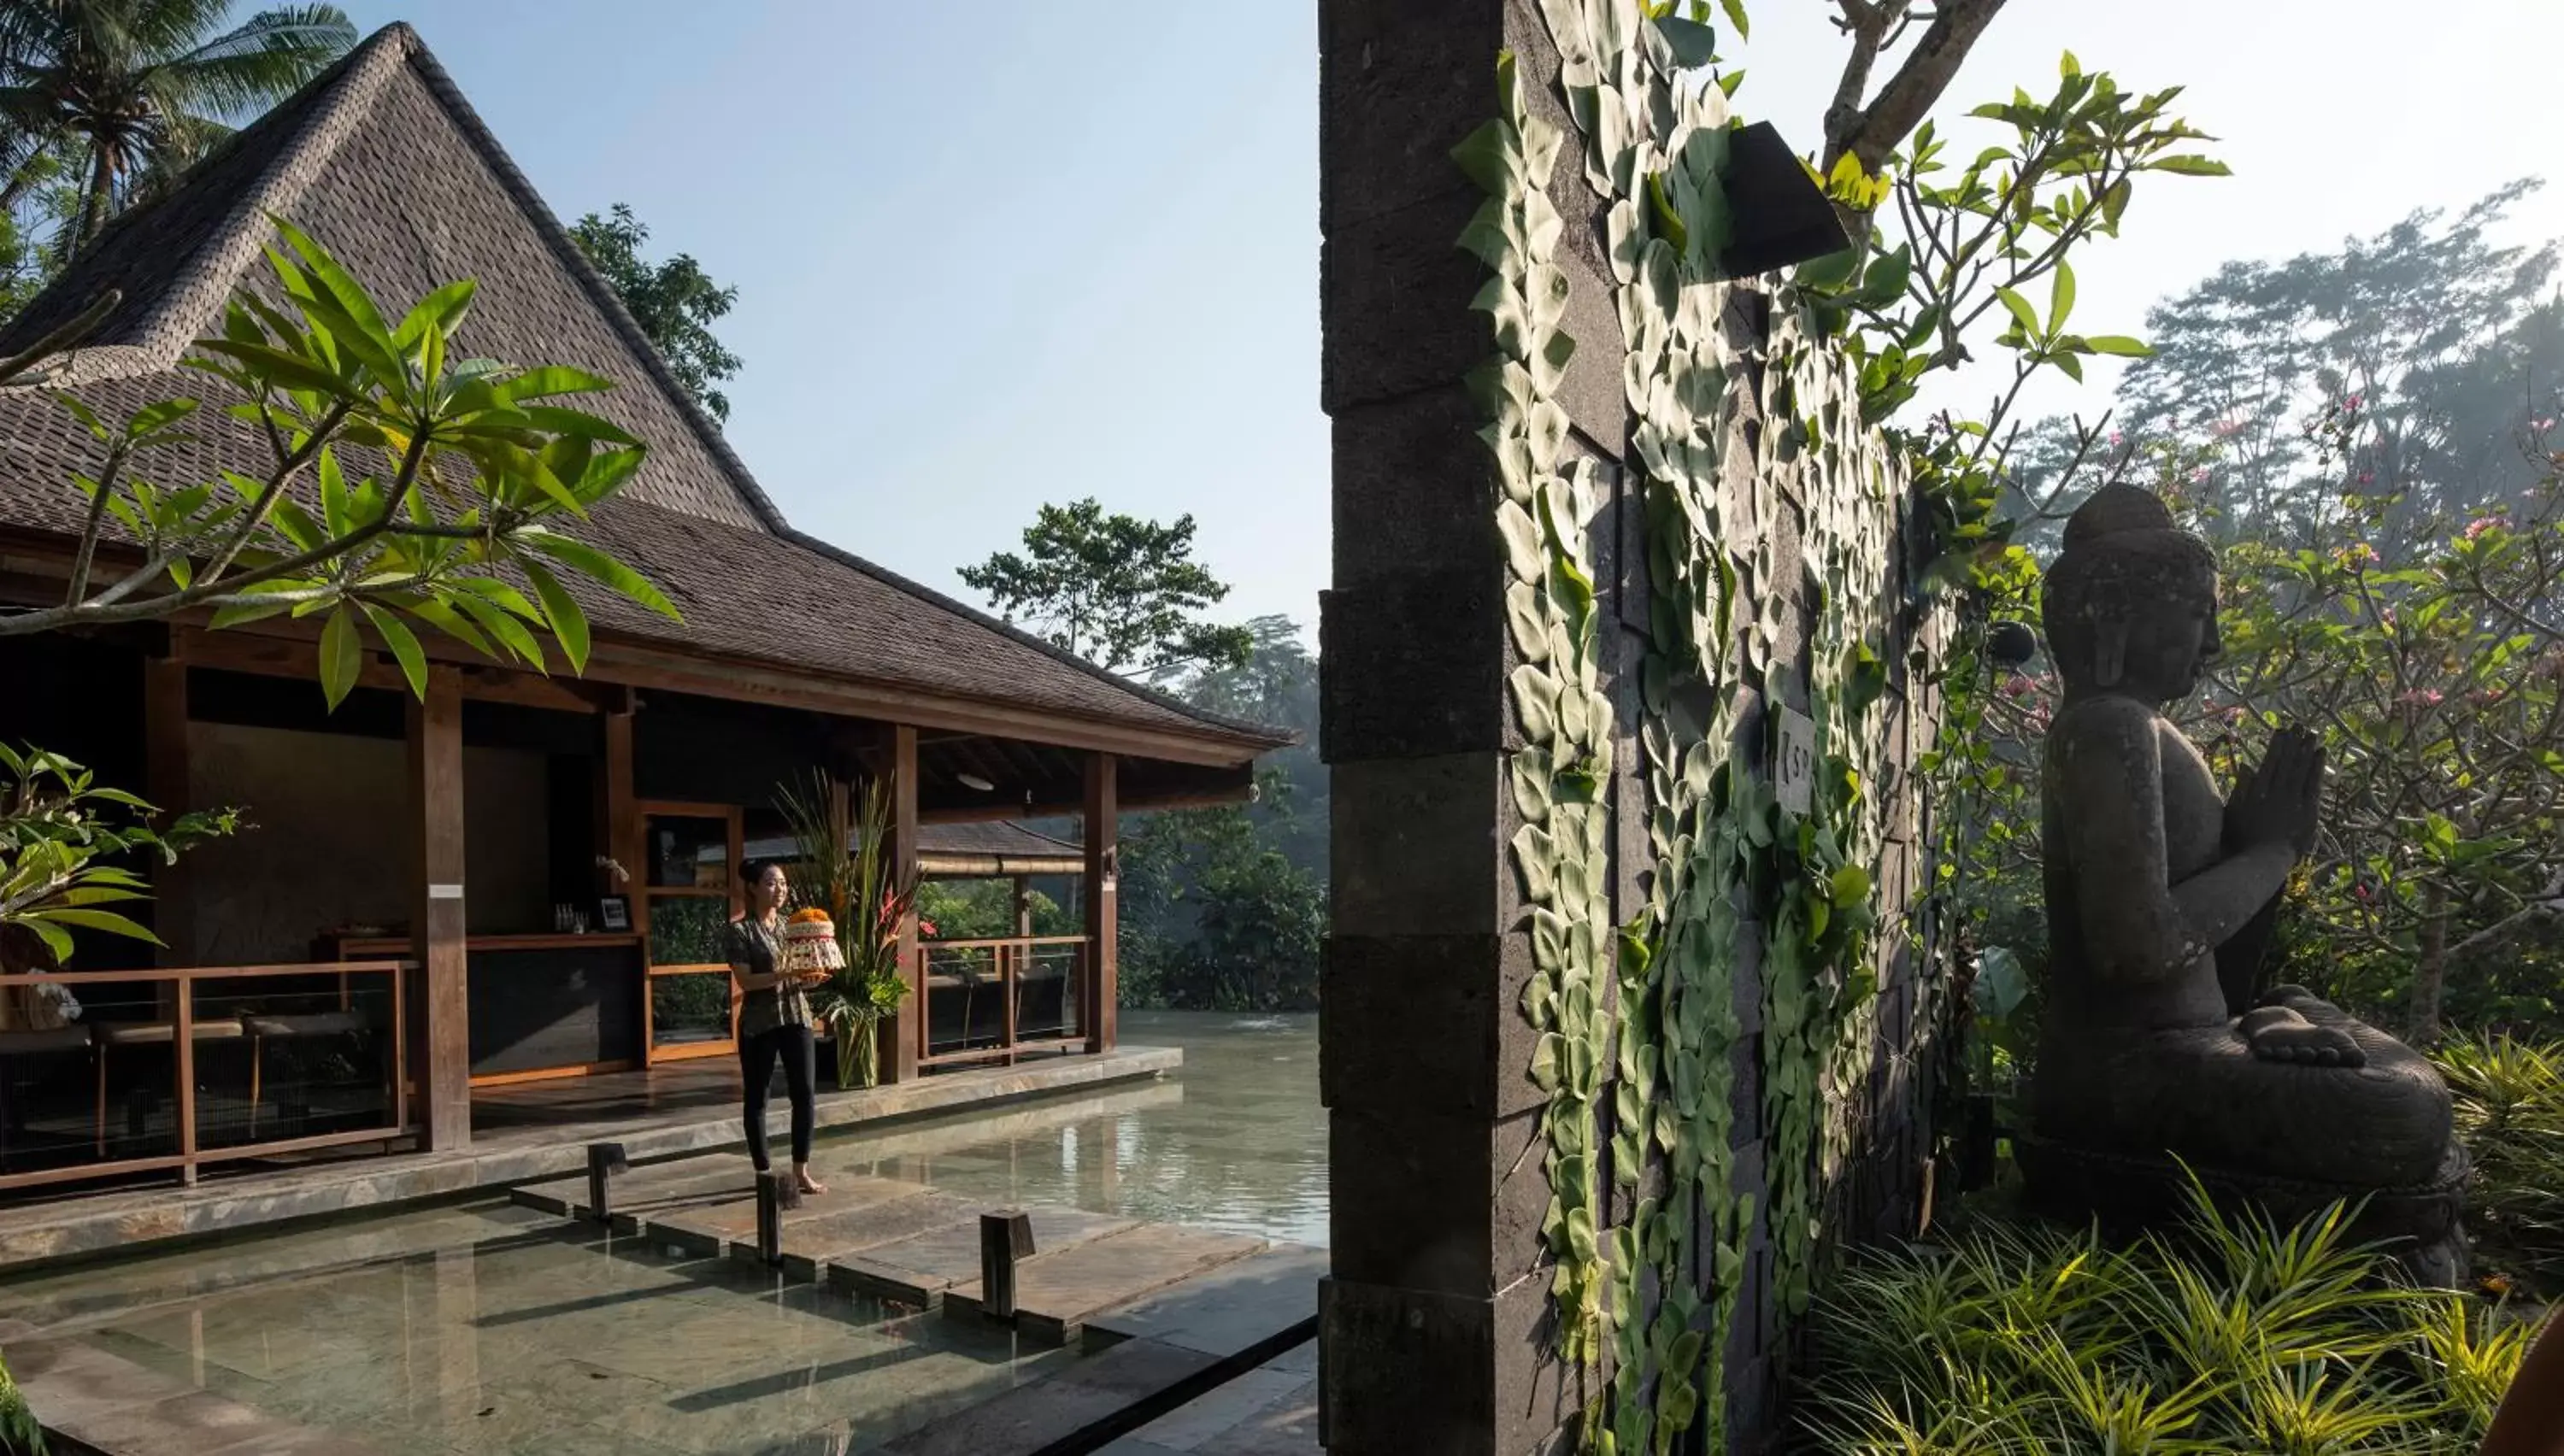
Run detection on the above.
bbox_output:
[92,1018,246,1156]
[242,1010,369,1137]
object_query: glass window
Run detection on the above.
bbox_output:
[650,972,732,1050]
[648,895,732,969]
[646,816,732,891]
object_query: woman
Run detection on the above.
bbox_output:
[727,860,825,1195]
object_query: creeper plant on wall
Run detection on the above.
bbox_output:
[1461,3,1938,1451]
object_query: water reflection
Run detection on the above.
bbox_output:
[838,1011,1326,1246]
[0,1010,1325,1453]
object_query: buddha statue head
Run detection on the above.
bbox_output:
[2042,485,2222,704]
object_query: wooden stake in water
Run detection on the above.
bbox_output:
[585,1142,628,1225]
[979,1210,1035,1319]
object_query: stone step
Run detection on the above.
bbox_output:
[827,1206,1137,1308]
[945,1224,1270,1345]
[876,1337,1219,1456]
[10,1336,382,1455]
[764,1192,983,1282]
[640,1173,936,1258]
[1082,1243,1327,1358]
[509,1152,754,1223]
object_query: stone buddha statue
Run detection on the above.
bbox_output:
[2023,485,2464,1278]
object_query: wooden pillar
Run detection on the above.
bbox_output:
[881,724,921,1083]
[141,651,191,995]
[1082,754,1117,1054]
[1011,876,1032,937]
[597,696,642,1061]
[408,668,470,1148]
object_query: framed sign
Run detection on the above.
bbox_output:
[1773,705,1817,817]
[597,895,632,933]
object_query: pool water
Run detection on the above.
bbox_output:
[0,1011,1324,1455]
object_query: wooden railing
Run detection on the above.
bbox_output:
[0,960,410,1195]
[916,936,1087,1069]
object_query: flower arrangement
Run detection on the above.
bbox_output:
[775,770,916,1088]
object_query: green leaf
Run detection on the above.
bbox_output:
[393,279,477,354]
[2048,259,2076,333]
[192,339,354,399]
[1719,0,1750,39]
[272,214,395,346]
[450,590,547,668]
[2083,334,2154,357]
[515,405,642,446]
[522,561,591,674]
[2059,48,2080,77]
[1995,286,2040,338]
[2149,155,2232,177]
[498,366,616,402]
[519,531,680,619]
[359,602,428,699]
[1829,864,1873,907]
[1450,119,1520,197]
[1654,15,1717,68]
[124,397,200,441]
[31,907,163,945]
[319,605,363,710]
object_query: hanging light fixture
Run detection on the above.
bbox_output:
[956,772,996,793]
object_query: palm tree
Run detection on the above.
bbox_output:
[0,0,355,257]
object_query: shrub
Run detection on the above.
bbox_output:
[1795,1183,2531,1453]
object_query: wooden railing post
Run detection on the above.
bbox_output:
[173,970,197,1185]
[883,725,922,1083]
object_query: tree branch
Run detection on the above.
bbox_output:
[1826,0,2011,176]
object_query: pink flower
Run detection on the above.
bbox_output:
[2335,543,2379,572]
[2212,419,2245,438]
[2108,430,2126,448]
[2357,471,2375,485]
[1999,673,2034,698]
[2344,392,2365,411]
[2189,467,2212,484]
[2224,706,2248,726]
[2535,418,2556,433]
[2466,514,2508,541]
[2394,688,2444,708]
[2469,688,2506,707]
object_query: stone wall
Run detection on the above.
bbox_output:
[1317,3,1949,1453]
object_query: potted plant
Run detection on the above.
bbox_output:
[776,772,915,1089]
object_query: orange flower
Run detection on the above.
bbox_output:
[789,907,833,925]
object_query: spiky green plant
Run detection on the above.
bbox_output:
[1796,1182,2527,1454]
[2439,1034,2564,1288]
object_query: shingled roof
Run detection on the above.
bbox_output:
[0,23,1286,757]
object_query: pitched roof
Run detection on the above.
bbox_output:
[0,23,1286,757]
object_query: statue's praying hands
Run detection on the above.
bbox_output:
[2218,725,2362,1068]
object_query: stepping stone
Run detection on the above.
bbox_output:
[643,1174,936,1257]
[9,1337,385,1454]
[947,1224,1268,1345]
[828,1206,1136,1308]
[769,1192,982,1282]
[1084,1243,1327,1358]
[511,1153,755,1223]
[877,1337,1219,1456]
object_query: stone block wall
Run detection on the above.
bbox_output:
[1318,2,1950,1453]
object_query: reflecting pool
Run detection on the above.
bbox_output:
[0,1010,1324,1455]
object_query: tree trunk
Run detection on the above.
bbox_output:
[2411,884,2450,1045]
[67,146,115,262]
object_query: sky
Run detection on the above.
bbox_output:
[347,2,2564,641]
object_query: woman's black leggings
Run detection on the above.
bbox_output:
[738,1024,816,1171]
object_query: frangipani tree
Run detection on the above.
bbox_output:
[0,216,675,961]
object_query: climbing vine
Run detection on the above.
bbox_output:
[1461,3,1934,1451]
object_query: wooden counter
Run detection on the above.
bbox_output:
[324,933,646,1081]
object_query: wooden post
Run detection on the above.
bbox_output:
[1082,754,1118,1054]
[142,653,191,1008]
[1011,875,1032,937]
[409,668,470,1149]
[598,698,642,1061]
[882,724,922,1083]
[979,1210,1035,1319]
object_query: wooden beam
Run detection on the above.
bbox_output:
[173,625,606,714]
[591,640,1267,767]
[1083,754,1118,1055]
[883,724,922,1083]
[409,668,471,1149]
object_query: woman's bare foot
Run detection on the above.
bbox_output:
[795,1166,826,1195]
